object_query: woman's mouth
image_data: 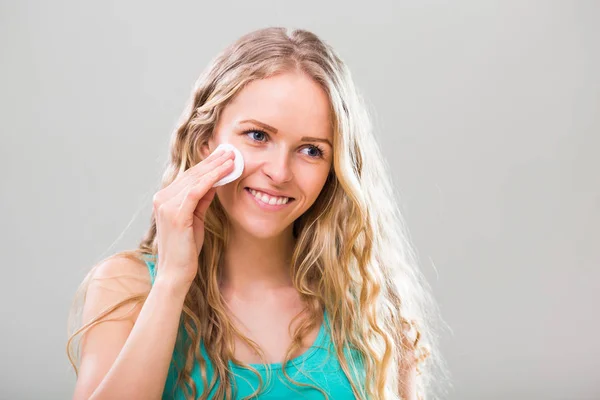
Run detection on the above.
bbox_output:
[244,187,295,209]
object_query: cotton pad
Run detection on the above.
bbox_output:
[212,143,244,187]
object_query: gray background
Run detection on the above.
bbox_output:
[1,1,598,399]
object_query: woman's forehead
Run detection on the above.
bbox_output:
[221,72,333,140]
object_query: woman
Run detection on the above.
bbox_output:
[67,27,439,399]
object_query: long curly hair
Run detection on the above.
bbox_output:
[67,27,445,399]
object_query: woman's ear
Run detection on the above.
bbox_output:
[199,141,212,159]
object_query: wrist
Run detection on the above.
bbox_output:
[152,275,190,303]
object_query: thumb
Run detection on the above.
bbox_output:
[193,188,217,220]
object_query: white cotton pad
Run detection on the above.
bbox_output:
[212,143,244,187]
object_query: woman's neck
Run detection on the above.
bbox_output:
[219,224,296,294]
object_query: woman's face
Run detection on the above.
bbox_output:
[203,71,333,239]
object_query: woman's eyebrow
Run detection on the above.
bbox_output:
[239,119,278,133]
[301,136,332,147]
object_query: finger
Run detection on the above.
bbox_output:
[177,159,234,218]
[161,150,234,202]
[189,149,235,179]
[194,187,216,219]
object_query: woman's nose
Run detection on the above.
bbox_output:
[261,150,293,184]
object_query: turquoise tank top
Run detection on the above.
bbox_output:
[143,257,364,399]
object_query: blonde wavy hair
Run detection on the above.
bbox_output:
[67,27,445,399]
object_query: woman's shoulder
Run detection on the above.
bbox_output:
[90,252,153,288]
[82,253,153,321]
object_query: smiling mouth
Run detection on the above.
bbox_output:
[244,187,295,206]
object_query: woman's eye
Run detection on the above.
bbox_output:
[302,145,324,158]
[247,130,267,142]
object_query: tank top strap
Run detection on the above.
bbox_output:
[141,253,158,284]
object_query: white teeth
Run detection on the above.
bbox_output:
[248,188,290,205]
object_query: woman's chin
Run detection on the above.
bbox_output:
[229,215,292,240]
[242,224,288,240]
[221,196,298,240]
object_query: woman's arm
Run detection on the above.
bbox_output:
[399,359,418,400]
[72,257,188,400]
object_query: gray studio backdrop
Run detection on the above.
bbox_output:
[1,1,598,399]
